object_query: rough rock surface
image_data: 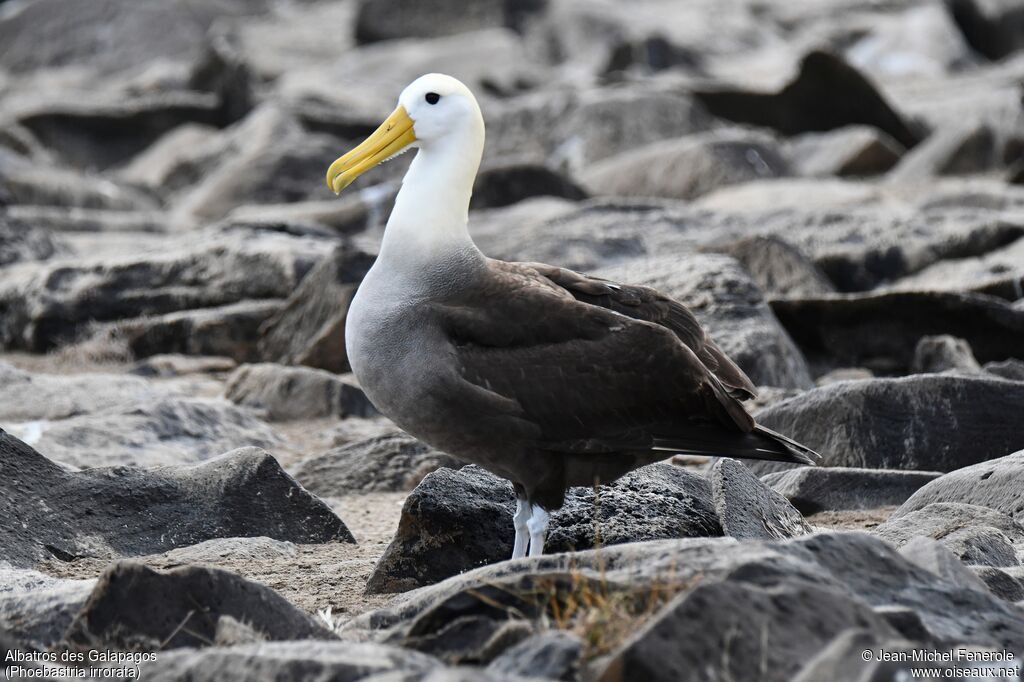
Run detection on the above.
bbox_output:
[366,464,721,594]
[225,363,375,421]
[709,458,811,540]
[891,450,1024,522]
[770,291,1024,374]
[257,244,376,373]
[64,562,334,651]
[763,467,942,514]
[0,566,95,649]
[876,502,1024,567]
[0,431,353,568]
[293,432,461,496]
[753,376,1024,473]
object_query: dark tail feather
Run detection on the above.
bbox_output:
[650,423,821,466]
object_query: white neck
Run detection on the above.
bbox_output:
[377,125,485,272]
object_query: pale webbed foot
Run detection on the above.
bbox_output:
[511,497,532,560]
[526,504,550,558]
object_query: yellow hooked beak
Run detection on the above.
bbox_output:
[325,105,417,194]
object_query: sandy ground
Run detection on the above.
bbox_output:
[38,492,408,623]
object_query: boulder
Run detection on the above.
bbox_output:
[486,631,583,681]
[0,213,61,266]
[788,125,904,177]
[26,397,284,469]
[581,129,789,201]
[0,149,159,211]
[597,254,813,388]
[292,432,461,496]
[709,458,811,540]
[754,375,1024,473]
[0,566,95,649]
[0,227,335,352]
[64,562,333,651]
[971,566,1024,602]
[896,536,989,592]
[15,91,223,171]
[0,431,353,568]
[693,50,922,149]
[362,533,1024,678]
[471,163,586,210]
[707,235,835,298]
[910,334,982,374]
[355,0,546,43]
[890,235,1024,301]
[116,123,227,196]
[137,641,448,682]
[790,629,917,682]
[225,363,375,421]
[876,502,1024,567]
[484,87,716,172]
[889,121,998,180]
[365,463,721,593]
[0,0,268,76]
[257,244,376,374]
[762,467,942,514]
[986,359,1024,381]
[770,291,1024,374]
[115,300,283,363]
[892,450,1024,522]
[947,0,1024,61]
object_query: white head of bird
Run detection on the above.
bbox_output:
[326,74,485,268]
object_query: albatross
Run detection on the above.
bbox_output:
[327,74,819,560]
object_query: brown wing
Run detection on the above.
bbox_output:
[522,262,758,401]
[431,259,776,460]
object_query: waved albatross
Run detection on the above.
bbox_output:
[327,74,819,560]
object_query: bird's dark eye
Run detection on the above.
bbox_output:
[425,92,440,105]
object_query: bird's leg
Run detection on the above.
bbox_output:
[527,504,550,558]
[511,497,532,560]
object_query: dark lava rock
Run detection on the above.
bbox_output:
[910,334,982,374]
[365,463,721,594]
[0,213,60,266]
[0,228,333,352]
[225,363,375,421]
[597,254,813,389]
[693,50,922,149]
[15,92,223,171]
[947,0,1024,61]
[116,300,283,363]
[293,432,461,496]
[891,449,1024,522]
[0,431,353,568]
[64,562,332,651]
[770,291,1024,374]
[486,631,582,681]
[471,163,586,210]
[257,244,375,374]
[788,125,904,177]
[708,235,835,298]
[896,536,989,592]
[889,121,998,181]
[355,0,546,43]
[709,458,810,540]
[581,129,789,201]
[0,566,95,649]
[877,502,1024,567]
[972,566,1024,602]
[754,375,1024,473]
[363,533,1024,679]
[891,235,1024,301]
[790,629,917,682]
[987,359,1024,381]
[0,0,268,76]
[137,641,468,682]
[599,578,901,682]
[27,397,284,469]
[763,467,942,514]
